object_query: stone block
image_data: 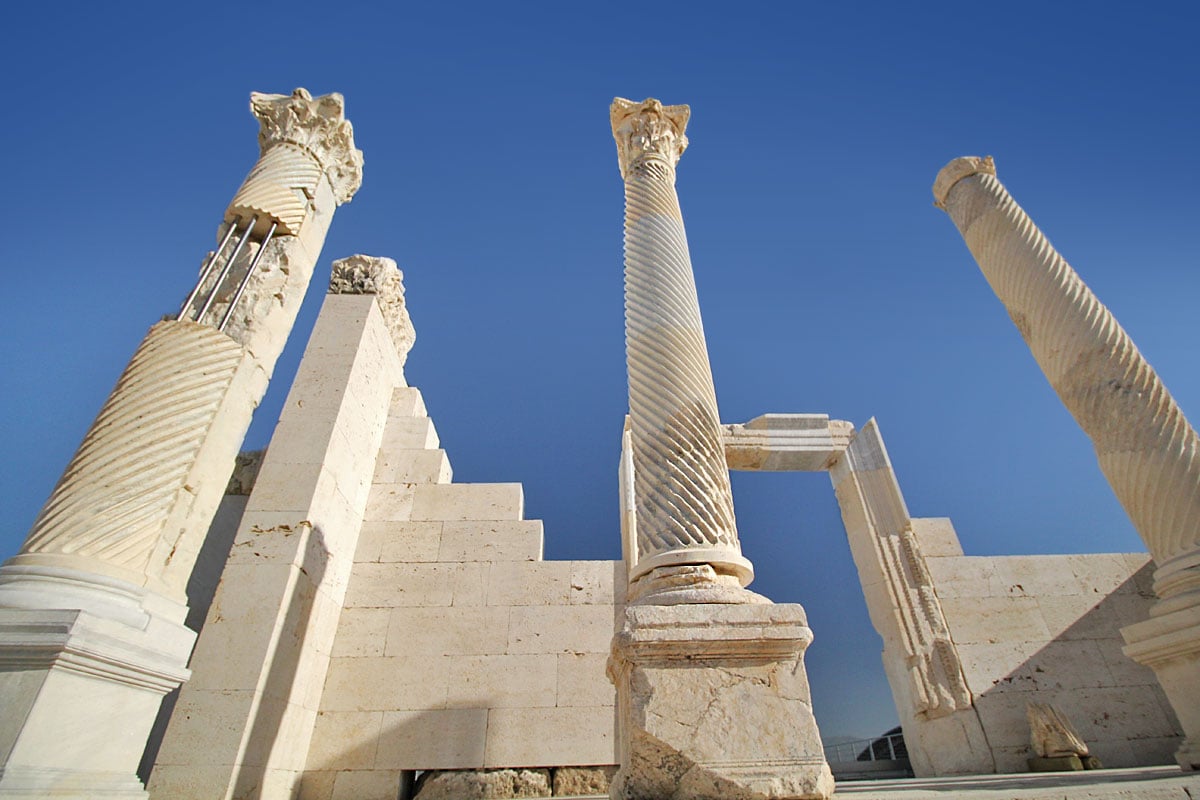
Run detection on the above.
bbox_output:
[332,769,404,800]
[389,386,428,418]
[507,605,617,655]
[924,557,1009,599]
[413,768,551,800]
[330,608,391,658]
[910,517,963,557]
[1036,595,1117,640]
[445,654,558,709]
[1067,553,1143,596]
[940,595,1052,644]
[1026,640,1115,691]
[322,655,451,711]
[439,521,543,562]
[365,483,417,522]
[154,689,257,767]
[374,449,452,484]
[383,417,440,450]
[956,641,1041,693]
[557,653,616,708]
[569,560,623,605]
[552,766,617,797]
[387,607,510,656]
[487,561,571,607]
[1001,555,1088,598]
[377,708,488,769]
[484,707,618,768]
[297,769,336,800]
[379,522,444,563]
[306,710,383,771]
[410,483,524,522]
[345,562,485,608]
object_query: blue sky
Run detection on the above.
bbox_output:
[1,3,1197,740]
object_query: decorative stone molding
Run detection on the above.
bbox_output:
[329,254,416,363]
[1027,703,1091,758]
[830,420,973,719]
[611,97,689,178]
[723,414,854,472]
[251,88,363,205]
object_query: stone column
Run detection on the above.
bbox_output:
[612,96,754,604]
[934,156,1200,770]
[0,89,361,798]
[606,98,832,800]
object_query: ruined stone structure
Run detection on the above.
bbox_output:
[935,157,1200,770]
[0,89,360,799]
[2,91,1197,800]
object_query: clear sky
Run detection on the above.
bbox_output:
[1,2,1197,742]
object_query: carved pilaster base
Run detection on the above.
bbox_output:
[1122,599,1200,770]
[0,566,193,798]
[607,603,833,799]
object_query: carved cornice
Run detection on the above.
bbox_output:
[611,97,689,177]
[932,155,995,209]
[329,254,415,363]
[249,88,364,205]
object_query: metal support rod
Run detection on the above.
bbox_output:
[196,216,257,322]
[178,221,240,320]
[218,220,276,331]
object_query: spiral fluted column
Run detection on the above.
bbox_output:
[0,89,362,798]
[612,97,754,602]
[935,156,1200,769]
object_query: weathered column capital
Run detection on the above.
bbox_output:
[330,254,415,363]
[250,88,364,205]
[932,155,995,208]
[610,97,689,178]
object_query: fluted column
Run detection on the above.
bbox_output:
[934,156,1200,770]
[612,97,755,603]
[0,89,362,798]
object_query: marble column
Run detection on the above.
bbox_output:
[0,89,361,798]
[612,96,754,605]
[607,98,832,800]
[934,156,1200,770]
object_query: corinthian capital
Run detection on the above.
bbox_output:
[249,88,364,204]
[611,97,689,177]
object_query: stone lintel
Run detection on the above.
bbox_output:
[611,97,690,177]
[932,155,996,209]
[723,414,854,472]
[329,254,416,363]
[249,88,363,204]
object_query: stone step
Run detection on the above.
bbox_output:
[374,448,453,484]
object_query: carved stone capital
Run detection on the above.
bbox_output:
[932,155,996,209]
[329,254,415,363]
[250,88,364,205]
[611,97,689,177]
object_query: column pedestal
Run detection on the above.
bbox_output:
[607,604,834,800]
[0,568,193,798]
[1122,604,1200,770]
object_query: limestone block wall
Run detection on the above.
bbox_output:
[300,392,624,798]
[916,519,1184,772]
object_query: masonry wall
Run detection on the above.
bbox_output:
[299,386,624,798]
[911,518,1183,772]
[916,515,1180,772]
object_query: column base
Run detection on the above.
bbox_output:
[607,603,834,799]
[0,565,194,798]
[1122,599,1200,771]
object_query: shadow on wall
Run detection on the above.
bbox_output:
[139,493,248,783]
[956,562,1183,771]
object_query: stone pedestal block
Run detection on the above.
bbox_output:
[0,568,193,799]
[1122,606,1200,770]
[607,604,833,800]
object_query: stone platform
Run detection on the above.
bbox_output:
[833,766,1199,799]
